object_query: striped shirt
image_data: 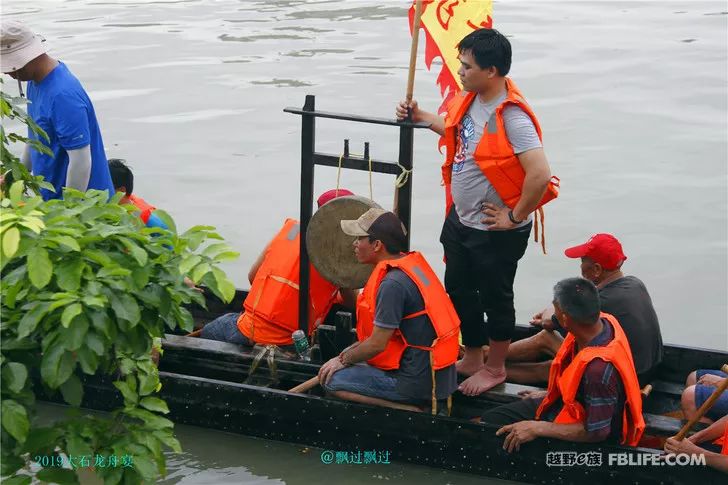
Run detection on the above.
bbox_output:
[542,319,625,441]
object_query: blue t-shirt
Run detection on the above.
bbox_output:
[27,62,114,200]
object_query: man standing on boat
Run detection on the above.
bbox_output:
[318,209,460,413]
[1,20,114,200]
[395,28,557,395]
[200,189,357,347]
[482,277,645,450]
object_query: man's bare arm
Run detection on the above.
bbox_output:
[537,421,606,443]
[512,148,551,222]
[341,325,394,364]
[248,240,273,284]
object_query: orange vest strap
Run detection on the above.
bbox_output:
[397,325,459,353]
[403,309,427,320]
[534,207,546,254]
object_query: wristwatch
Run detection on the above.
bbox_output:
[508,209,524,224]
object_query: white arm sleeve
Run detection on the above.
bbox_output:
[21,144,32,171]
[65,146,92,192]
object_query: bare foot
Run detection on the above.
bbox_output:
[456,355,485,376]
[458,366,506,396]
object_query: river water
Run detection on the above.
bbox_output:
[4,0,727,483]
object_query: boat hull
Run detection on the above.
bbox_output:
[74,369,720,485]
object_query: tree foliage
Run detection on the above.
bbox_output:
[0,78,55,196]
[1,182,239,484]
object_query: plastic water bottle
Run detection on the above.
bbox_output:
[292,330,311,362]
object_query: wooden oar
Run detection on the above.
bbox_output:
[288,376,422,412]
[394,0,424,218]
[673,363,728,441]
[289,376,320,394]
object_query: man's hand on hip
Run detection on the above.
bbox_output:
[481,203,520,230]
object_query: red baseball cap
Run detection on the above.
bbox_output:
[564,233,627,270]
[316,188,353,208]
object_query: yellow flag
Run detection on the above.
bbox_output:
[409,0,493,112]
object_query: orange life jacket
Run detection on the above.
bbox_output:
[440,78,560,251]
[535,312,646,446]
[128,194,156,224]
[716,422,728,455]
[355,251,460,371]
[238,218,339,346]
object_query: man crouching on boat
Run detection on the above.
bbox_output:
[200,189,357,347]
[482,277,645,452]
[317,209,460,413]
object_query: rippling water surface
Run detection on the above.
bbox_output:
[6,1,727,482]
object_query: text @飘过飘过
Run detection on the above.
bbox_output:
[546,451,706,467]
[34,454,134,469]
[320,449,391,465]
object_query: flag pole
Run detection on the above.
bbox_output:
[406,0,424,103]
[395,0,424,219]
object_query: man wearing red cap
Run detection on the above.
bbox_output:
[200,189,356,346]
[492,233,663,386]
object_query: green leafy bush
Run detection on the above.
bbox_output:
[1,183,239,484]
[0,79,55,196]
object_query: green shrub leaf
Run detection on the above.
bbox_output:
[59,374,83,407]
[40,346,75,389]
[36,468,78,485]
[4,362,28,393]
[2,226,20,258]
[56,259,85,291]
[49,235,80,251]
[1,400,29,442]
[63,314,89,351]
[61,303,83,328]
[109,292,141,327]
[27,245,53,289]
[140,397,169,414]
[17,301,51,339]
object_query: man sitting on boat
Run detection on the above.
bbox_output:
[482,277,645,451]
[109,158,169,230]
[665,415,728,473]
[317,209,460,412]
[200,189,357,347]
[489,233,663,387]
[681,369,728,428]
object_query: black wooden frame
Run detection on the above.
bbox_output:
[284,95,431,334]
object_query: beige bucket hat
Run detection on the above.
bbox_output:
[1,20,47,73]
